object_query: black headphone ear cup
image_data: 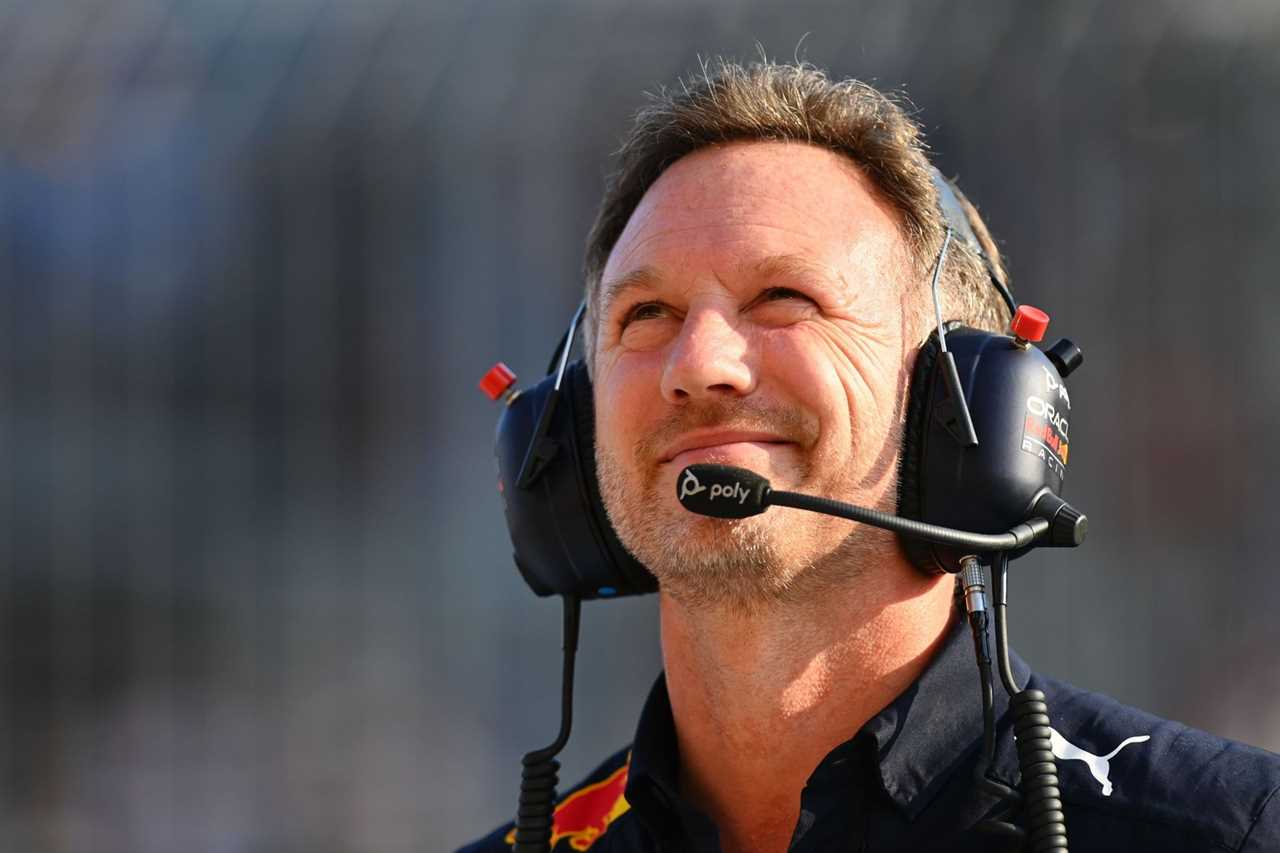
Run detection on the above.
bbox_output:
[493,359,656,599]
[898,332,947,575]
[561,361,659,596]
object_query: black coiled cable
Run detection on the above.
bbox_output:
[514,751,560,851]
[994,552,1069,853]
[513,595,581,853]
[1009,689,1068,851]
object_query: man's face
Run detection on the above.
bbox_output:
[593,141,921,607]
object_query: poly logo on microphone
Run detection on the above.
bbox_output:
[679,470,707,501]
[676,465,769,518]
[709,481,752,505]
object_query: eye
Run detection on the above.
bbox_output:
[616,300,680,351]
[760,286,811,303]
[748,286,818,327]
[620,301,669,327]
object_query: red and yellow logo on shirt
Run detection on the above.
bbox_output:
[505,761,631,851]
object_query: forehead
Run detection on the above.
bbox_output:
[600,141,906,306]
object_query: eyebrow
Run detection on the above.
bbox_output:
[598,265,662,320]
[751,253,844,288]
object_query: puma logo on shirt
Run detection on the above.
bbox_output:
[1051,728,1150,796]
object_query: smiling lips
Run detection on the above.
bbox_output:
[658,431,793,466]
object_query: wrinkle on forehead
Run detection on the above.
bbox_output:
[599,142,908,300]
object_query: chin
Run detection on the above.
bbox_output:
[599,443,815,602]
[628,508,802,592]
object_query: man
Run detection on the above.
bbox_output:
[462,60,1280,852]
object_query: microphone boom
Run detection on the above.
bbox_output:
[677,464,1050,554]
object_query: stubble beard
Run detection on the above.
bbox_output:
[596,443,784,611]
[597,455,785,611]
[595,402,882,614]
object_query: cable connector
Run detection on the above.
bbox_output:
[960,556,987,617]
[959,556,993,691]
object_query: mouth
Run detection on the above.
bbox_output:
[659,431,793,468]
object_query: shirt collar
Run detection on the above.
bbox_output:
[625,612,1031,824]
[625,671,682,825]
[861,614,1030,819]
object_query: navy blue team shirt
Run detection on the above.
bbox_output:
[459,617,1280,851]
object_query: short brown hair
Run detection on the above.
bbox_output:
[583,59,1009,360]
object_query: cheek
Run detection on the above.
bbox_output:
[760,325,902,456]
[593,354,664,458]
[758,330,852,450]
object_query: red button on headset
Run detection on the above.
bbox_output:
[1010,305,1049,343]
[479,362,517,401]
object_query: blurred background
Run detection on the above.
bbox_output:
[2,0,1279,850]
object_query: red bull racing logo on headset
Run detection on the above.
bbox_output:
[504,759,631,850]
[1022,366,1071,478]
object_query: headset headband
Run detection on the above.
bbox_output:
[930,169,1016,318]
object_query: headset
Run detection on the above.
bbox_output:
[480,168,1087,853]
[485,170,1085,593]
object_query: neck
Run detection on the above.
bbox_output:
[659,561,955,853]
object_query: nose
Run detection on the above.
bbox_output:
[660,306,756,403]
